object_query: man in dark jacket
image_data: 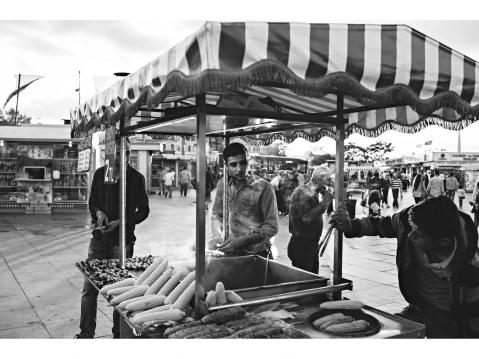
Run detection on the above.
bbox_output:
[332,196,479,338]
[75,136,150,339]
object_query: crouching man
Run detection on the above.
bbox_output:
[331,196,479,338]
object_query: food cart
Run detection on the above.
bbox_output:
[72,22,479,338]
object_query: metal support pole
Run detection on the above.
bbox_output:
[119,121,127,268]
[333,93,345,299]
[14,74,21,126]
[223,136,230,242]
[194,94,207,318]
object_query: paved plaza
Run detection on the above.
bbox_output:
[0,187,476,338]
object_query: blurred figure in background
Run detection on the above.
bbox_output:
[445,173,459,202]
[427,169,445,198]
[379,172,391,208]
[412,172,428,204]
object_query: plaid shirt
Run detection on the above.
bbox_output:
[212,173,279,254]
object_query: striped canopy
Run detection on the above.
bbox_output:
[71,22,479,143]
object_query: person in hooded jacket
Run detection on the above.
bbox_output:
[332,196,479,338]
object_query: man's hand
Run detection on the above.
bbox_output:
[207,238,222,250]
[330,204,352,233]
[103,219,120,233]
[217,238,241,253]
[96,210,109,227]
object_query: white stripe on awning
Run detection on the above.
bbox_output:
[420,37,439,99]
[473,64,479,106]
[406,106,419,124]
[288,23,311,79]
[207,22,221,70]
[394,25,412,85]
[327,24,348,73]
[243,23,268,69]
[449,51,464,96]
[361,24,382,91]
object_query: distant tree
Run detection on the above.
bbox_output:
[365,141,394,161]
[0,108,32,126]
[344,143,367,162]
[310,153,335,166]
[264,141,287,156]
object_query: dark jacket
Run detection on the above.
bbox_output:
[89,165,150,245]
[345,207,479,337]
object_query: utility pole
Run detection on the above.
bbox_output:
[14,74,21,125]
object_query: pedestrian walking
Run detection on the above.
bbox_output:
[282,170,299,215]
[427,169,445,198]
[412,172,427,204]
[390,172,403,209]
[445,172,459,201]
[457,184,466,208]
[379,172,390,208]
[163,168,175,198]
[178,166,191,197]
[75,136,150,339]
[287,166,334,274]
[158,166,165,195]
[271,171,287,215]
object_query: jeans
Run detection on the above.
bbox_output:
[165,185,173,198]
[381,188,389,205]
[180,183,188,197]
[79,236,134,338]
[287,235,320,274]
[392,188,400,207]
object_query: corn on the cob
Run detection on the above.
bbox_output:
[157,271,186,296]
[282,326,310,338]
[164,320,203,337]
[164,271,195,305]
[118,294,157,310]
[312,313,345,328]
[134,257,165,285]
[171,280,195,309]
[215,282,227,305]
[186,327,231,339]
[144,268,173,295]
[201,306,246,324]
[320,316,354,329]
[141,260,169,287]
[230,322,283,338]
[130,308,184,326]
[125,294,166,312]
[205,291,216,306]
[222,315,263,331]
[99,278,135,294]
[168,324,219,339]
[131,304,172,321]
[225,290,243,303]
[326,319,369,333]
[107,285,138,298]
[319,300,364,311]
[110,285,149,306]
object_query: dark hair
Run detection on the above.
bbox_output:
[368,190,381,206]
[413,173,422,190]
[409,196,459,238]
[434,169,440,176]
[222,142,248,162]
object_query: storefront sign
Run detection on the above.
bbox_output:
[78,149,91,172]
[433,152,479,162]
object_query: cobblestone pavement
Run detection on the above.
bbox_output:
[0,187,476,338]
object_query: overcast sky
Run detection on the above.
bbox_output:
[1,0,479,156]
